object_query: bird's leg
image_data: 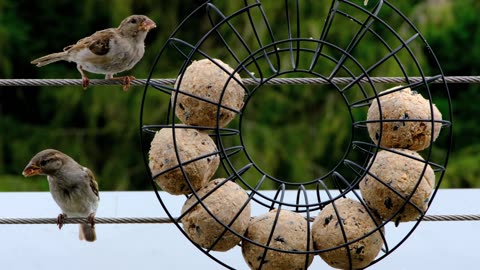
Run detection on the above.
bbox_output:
[57,213,66,230]
[105,74,136,91]
[76,64,90,89]
[87,213,96,229]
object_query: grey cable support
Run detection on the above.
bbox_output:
[1,76,480,87]
[0,214,479,225]
[0,217,174,225]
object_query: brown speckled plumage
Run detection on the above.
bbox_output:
[31,15,156,91]
[23,149,100,242]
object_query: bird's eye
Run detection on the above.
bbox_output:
[40,160,48,166]
[130,18,137,24]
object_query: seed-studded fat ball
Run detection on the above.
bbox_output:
[359,149,435,223]
[367,86,442,151]
[172,58,245,127]
[181,179,251,251]
[312,198,384,269]
[242,209,313,270]
[149,127,219,195]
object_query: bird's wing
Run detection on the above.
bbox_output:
[64,29,116,56]
[83,167,100,199]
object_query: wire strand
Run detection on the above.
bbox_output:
[0,214,478,225]
[0,217,174,225]
[1,76,480,87]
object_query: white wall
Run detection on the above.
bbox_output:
[0,190,477,269]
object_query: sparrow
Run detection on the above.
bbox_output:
[22,149,100,242]
[31,15,156,91]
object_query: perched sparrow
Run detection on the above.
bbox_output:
[22,149,100,242]
[31,15,156,91]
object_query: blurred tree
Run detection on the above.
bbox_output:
[0,0,477,191]
[415,0,480,187]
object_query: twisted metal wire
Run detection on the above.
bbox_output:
[0,214,478,225]
[0,217,174,225]
[1,76,480,87]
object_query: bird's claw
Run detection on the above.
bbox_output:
[121,76,135,91]
[106,75,135,91]
[82,77,90,90]
[57,213,66,230]
[87,213,96,229]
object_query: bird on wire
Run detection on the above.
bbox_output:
[31,14,156,91]
[23,149,100,242]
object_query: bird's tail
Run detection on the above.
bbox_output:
[31,51,69,67]
[79,224,96,242]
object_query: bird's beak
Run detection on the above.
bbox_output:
[22,163,42,177]
[139,19,156,31]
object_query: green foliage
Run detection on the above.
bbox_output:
[0,174,49,191]
[442,145,480,188]
[415,0,480,188]
[0,0,478,191]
